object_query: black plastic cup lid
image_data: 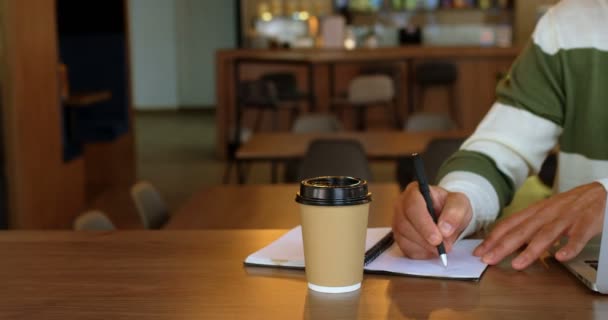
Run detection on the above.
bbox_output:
[295,176,372,206]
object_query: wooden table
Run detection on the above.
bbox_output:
[237,130,470,161]
[0,229,605,319]
[234,130,469,183]
[166,183,401,229]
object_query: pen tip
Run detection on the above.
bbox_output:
[441,254,448,268]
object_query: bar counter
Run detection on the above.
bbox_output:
[216,46,521,158]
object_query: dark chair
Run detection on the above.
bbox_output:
[223,80,278,184]
[396,137,465,189]
[292,113,343,133]
[73,210,116,231]
[260,72,310,126]
[404,112,457,132]
[411,61,458,122]
[238,79,280,131]
[260,72,313,130]
[297,139,372,182]
[283,114,344,183]
[130,181,169,229]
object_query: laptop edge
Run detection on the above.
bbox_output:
[596,198,608,293]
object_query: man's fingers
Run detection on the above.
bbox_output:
[437,192,472,239]
[556,209,604,261]
[400,183,443,247]
[393,212,440,255]
[392,190,439,258]
[405,207,443,247]
[393,182,465,260]
[394,234,436,260]
[511,218,570,270]
[556,238,589,262]
[473,203,542,257]
[479,214,545,265]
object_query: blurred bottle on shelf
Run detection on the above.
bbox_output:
[424,0,440,10]
[363,30,379,48]
[498,0,510,9]
[404,0,418,10]
[344,27,357,50]
[453,0,466,8]
[392,0,403,10]
[320,15,347,48]
[399,24,422,45]
[440,0,452,8]
[478,0,491,10]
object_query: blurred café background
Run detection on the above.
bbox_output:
[0,0,557,230]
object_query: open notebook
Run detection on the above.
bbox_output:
[245,226,488,280]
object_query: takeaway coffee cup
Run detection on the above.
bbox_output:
[295,176,372,293]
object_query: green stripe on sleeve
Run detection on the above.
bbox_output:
[557,48,608,160]
[500,44,608,160]
[437,150,516,209]
[496,41,565,127]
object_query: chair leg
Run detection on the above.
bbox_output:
[338,107,345,129]
[236,160,246,184]
[448,84,458,127]
[289,103,299,130]
[389,100,401,129]
[409,84,420,115]
[271,161,278,183]
[356,106,366,131]
[272,109,279,131]
[253,109,264,131]
[418,86,427,113]
[224,158,249,184]
[222,161,233,184]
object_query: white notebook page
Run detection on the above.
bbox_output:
[245,226,488,279]
[364,239,486,279]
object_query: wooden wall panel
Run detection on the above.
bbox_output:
[514,0,559,46]
[84,133,135,203]
[418,57,514,131]
[1,0,86,228]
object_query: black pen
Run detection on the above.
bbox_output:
[412,153,448,268]
[364,231,394,266]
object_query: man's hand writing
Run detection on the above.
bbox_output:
[392,182,473,259]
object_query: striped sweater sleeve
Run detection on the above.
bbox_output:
[437,6,564,237]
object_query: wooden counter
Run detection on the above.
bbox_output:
[216,46,520,158]
[0,229,605,319]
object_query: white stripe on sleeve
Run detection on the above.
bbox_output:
[461,102,562,190]
[439,171,500,239]
[533,0,608,55]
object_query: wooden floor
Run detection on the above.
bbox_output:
[134,110,396,212]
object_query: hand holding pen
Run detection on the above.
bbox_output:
[391,154,474,265]
[412,153,448,267]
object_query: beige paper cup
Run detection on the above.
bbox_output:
[296,176,371,293]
